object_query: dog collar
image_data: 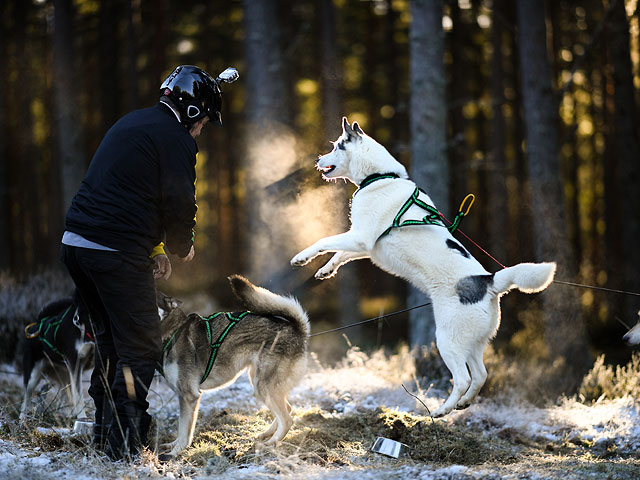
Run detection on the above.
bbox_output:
[355,172,400,195]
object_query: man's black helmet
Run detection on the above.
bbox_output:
[160,65,238,128]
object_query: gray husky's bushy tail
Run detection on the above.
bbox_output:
[228,275,310,336]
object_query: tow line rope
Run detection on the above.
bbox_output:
[310,302,432,337]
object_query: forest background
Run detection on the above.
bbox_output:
[1,0,640,394]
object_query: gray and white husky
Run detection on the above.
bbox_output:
[291,117,556,417]
[158,275,309,459]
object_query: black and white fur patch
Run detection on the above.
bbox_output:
[446,239,470,258]
[455,275,494,304]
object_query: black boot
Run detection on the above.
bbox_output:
[104,409,152,461]
[92,423,109,450]
[92,400,113,450]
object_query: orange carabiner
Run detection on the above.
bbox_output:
[24,322,40,339]
[459,193,475,217]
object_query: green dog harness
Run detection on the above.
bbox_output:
[354,173,474,240]
[25,305,75,359]
[199,311,250,384]
[158,311,251,384]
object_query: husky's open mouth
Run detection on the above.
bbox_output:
[320,165,336,175]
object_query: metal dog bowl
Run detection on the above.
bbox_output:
[370,436,409,458]
[73,418,93,436]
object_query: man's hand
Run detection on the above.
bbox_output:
[181,245,195,262]
[153,254,172,280]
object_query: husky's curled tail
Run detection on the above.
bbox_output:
[493,262,556,296]
[229,274,310,337]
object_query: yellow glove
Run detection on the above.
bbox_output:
[150,242,167,258]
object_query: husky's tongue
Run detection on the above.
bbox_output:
[322,165,336,174]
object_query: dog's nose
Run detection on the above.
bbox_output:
[623,333,631,345]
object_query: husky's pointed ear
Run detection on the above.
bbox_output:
[352,122,364,136]
[342,117,352,135]
[343,116,357,140]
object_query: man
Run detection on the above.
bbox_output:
[60,65,238,461]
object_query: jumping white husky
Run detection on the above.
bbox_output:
[291,117,556,417]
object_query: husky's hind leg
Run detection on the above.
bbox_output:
[253,361,296,444]
[261,393,293,444]
[257,400,292,441]
[455,342,488,410]
[432,340,471,417]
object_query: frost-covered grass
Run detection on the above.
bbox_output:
[579,353,640,402]
[1,343,639,479]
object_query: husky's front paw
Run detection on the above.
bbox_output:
[291,255,308,267]
[315,270,336,280]
[291,250,315,267]
[315,267,337,280]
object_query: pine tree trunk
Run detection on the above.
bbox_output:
[407,0,447,348]
[53,0,85,216]
[124,0,139,111]
[516,0,591,385]
[448,1,469,210]
[99,0,120,130]
[14,0,40,270]
[602,31,623,300]
[606,0,640,320]
[242,0,293,290]
[149,0,168,107]
[0,0,9,269]
[488,0,508,267]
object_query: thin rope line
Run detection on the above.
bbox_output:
[552,280,640,297]
[455,228,507,269]
[310,302,431,337]
[309,279,639,338]
[615,316,632,330]
[437,210,507,269]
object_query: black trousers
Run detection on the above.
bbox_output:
[60,244,161,436]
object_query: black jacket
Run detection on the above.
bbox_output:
[65,103,198,258]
